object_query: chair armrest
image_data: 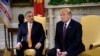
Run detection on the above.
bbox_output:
[89,42,100,49]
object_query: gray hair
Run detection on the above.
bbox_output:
[25,11,33,16]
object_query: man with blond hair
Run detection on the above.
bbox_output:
[48,8,85,56]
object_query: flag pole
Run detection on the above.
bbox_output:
[4,24,8,49]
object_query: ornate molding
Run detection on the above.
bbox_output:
[45,3,100,8]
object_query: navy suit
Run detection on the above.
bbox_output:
[48,19,85,56]
[17,21,45,56]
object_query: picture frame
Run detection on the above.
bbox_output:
[10,0,33,7]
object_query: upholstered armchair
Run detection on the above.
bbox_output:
[79,15,100,56]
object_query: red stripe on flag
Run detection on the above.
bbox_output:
[0,3,11,20]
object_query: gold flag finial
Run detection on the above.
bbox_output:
[37,0,43,3]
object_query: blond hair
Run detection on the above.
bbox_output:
[60,8,72,15]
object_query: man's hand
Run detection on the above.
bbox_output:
[56,49,62,56]
[60,52,67,56]
[16,43,22,50]
[35,42,41,49]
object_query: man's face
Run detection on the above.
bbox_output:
[25,12,34,23]
[60,11,71,23]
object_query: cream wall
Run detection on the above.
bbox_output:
[11,7,33,23]
[10,0,49,23]
[11,7,100,23]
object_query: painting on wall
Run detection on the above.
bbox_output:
[10,0,33,7]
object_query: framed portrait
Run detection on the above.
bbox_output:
[10,0,33,7]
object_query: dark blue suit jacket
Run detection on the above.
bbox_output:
[17,21,45,49]
[55,19,85,56]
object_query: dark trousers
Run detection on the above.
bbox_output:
[47,48,79,56]
[47,48,56,56]
[16,41,43,56]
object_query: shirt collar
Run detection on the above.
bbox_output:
[65,19,71,26]
[28,22,33,26]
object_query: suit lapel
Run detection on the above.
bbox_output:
[66,23,72,34]
[25,22,28,34]
[31,22,34,35]
[61,22,64,35]
[31,21,36,36]
[59,22,64,42]
[64,19,73,40]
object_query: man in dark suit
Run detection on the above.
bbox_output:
[16,11,45,56]
[48,8,85,56]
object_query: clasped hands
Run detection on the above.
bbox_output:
[56,49,67,56]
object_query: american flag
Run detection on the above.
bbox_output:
[0,0,12,28]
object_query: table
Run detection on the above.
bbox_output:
[4,27,18,56]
